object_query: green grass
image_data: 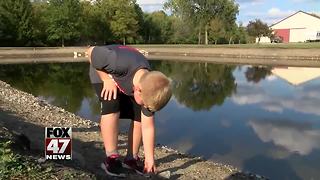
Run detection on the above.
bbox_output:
[0,139,96,180]
[133,42,320,49]
[0,140,52,179]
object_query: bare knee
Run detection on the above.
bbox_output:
[101,112,120,121]
[100,112,120,128]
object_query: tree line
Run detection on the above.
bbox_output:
[0,0,271,47]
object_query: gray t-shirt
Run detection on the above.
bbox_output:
[89,45,151,94]
[89,45,153,116]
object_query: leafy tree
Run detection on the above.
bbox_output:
[140,13,153,43]
[45,0,82,47]
[100,0,139,45]
[209,20,248,45]
[142,11,173,44]
[217,0,239,43]
[31,1,48,46]
[0,0,34,46]
[224,23,237,44]
[164,0,198,44]
[246,19,272,44]
[163,15,196,44]
[165,0,201,44]
[80,1,95,45]
[165,0,239,45]
[207,0,239,45]
[234,24,248,44]
[80,1,111,45]
[133,3,145,43]
[0,0,247,46]
[208,18,225,44]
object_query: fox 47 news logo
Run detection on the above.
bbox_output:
[45,127,72,160]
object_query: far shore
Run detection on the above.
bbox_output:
[1,45,320,67]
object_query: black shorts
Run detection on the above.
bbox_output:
[92,83,142,121]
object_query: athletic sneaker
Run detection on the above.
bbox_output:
[123,156,145,176]
[100,154,126,178]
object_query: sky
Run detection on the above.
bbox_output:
[136,0,320,25]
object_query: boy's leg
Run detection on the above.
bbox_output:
[120,96,145,175]
[100,112,126,177]
[92,83,126,177]
[92,83,121,155]
[100,112,120,155]
[127,120,142,157]
[124,120,145,175]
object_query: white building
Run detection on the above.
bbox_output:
[257,11,320,43]
[271,11,320,43]
[255,36,271,43]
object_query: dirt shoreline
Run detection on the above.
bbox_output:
[0,80,267,179]
[1,46,320,67]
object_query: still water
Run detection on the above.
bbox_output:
[1,61,320,180]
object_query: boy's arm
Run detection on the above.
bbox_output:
[87,47,117,100]
[95,69,112,81]
[141,113,156,173]
[95,69,117,101]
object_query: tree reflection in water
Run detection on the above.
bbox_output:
[0,63,97,113]
[245,66,272,83]
[152,61,237,111]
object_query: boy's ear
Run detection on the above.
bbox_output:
[133,85,142,93]
[136,84,142,92]
[137,86,142,93]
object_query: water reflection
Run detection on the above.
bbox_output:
[245,66,272,83]
[271,67,320,86]
[1,62,320,180]
[249,119,320,155]
[243,155,302,180]
[232,81,320,116]
[153,61,236,111]
[0,63,99,115]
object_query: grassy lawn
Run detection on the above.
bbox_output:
[133,42,320,49]
[0,127,95,180]
[0,140,96,180]
[0,140,53,179]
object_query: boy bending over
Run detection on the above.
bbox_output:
[87,45,172,177]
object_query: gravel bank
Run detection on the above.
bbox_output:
[0,80,268,179]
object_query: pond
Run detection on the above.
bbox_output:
[1,61,320,180]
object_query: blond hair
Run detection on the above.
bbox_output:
[139,71,172,112]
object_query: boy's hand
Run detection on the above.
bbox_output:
[101,78,117,100]
[144,160,157,174]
